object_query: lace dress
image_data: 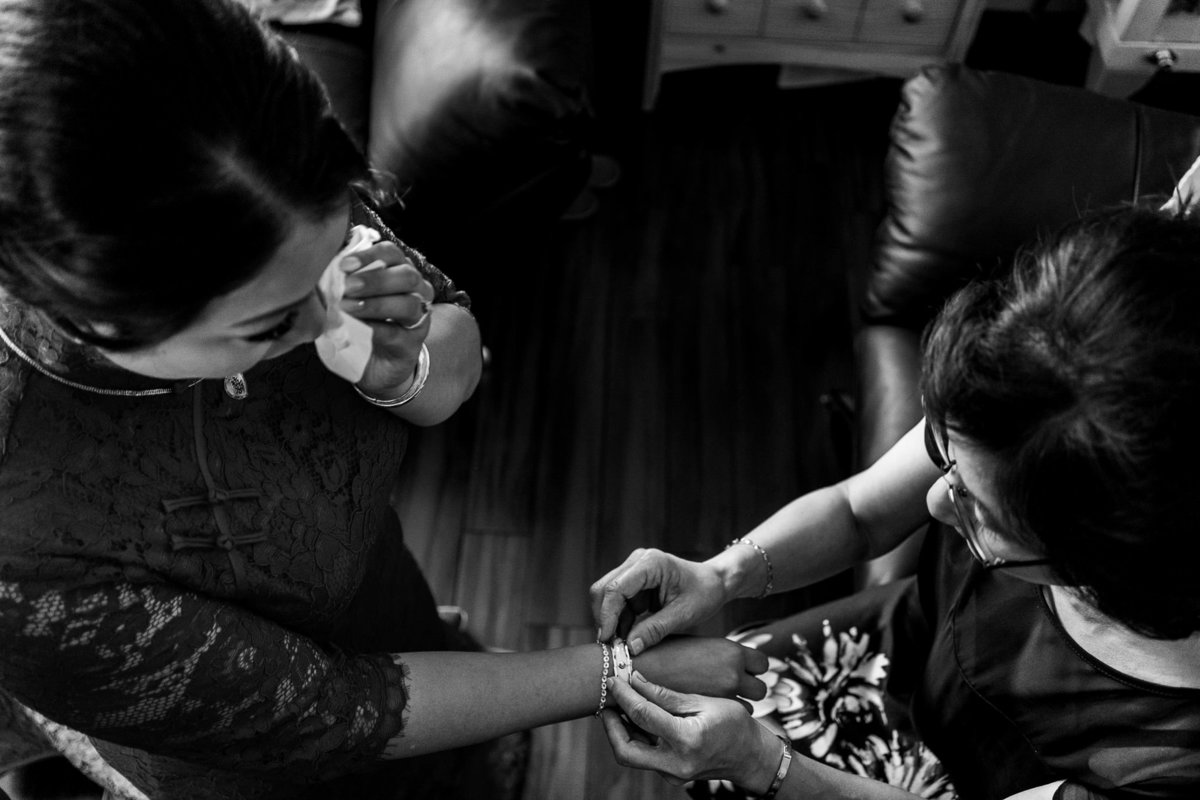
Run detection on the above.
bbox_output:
[0,199,492,799]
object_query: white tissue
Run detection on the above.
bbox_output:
[315,224,383,382]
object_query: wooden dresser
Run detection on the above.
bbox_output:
[1083,0,1200,98]
[644,0,987,107]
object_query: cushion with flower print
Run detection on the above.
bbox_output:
[686,621,956,800]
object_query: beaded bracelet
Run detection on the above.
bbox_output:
[354,344,430,408]
[725,537,773,599]
[760,735,793,800]
[595,641,611,717]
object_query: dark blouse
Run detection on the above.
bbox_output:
[0,198,469,798]
[912,525,1200,799]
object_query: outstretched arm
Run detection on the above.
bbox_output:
[593,421,941,652]
[387,635,767,758]
[0,581,765,777]
[713,419,938,603]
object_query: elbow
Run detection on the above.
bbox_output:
[405,336,483,427]
[835,478,899,562]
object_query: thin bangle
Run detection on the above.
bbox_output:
[725,537,773,599]
[595,641,611,717]
[354,344,429,407]
[760,735,793,800]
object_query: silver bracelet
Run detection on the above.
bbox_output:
[760,735,793,800]
[595,641,611,717]
[354,344,429,407]
[725,537,773,599]
[611,638,634,684]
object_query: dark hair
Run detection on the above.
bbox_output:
[0,0,373,349]
[921,205,1200,639]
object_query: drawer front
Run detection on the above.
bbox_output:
[857,0,959,46]
[664,0,766,36]
[763,0,863,43]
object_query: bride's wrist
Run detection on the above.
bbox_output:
[355,344,429,407]
[359,371,415,399]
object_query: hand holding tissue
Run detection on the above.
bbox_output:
[315,225,383,382]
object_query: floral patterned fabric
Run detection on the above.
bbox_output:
[687,611,955,800]
[0,196,491,799]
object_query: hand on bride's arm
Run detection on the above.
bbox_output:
[590,548,733,656]
[600,671,781,793]
[603,673,957,800]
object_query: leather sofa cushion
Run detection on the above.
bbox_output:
[281,26,372,149]
[865,64,1200,331]
[368,0,592,230]
[241,0,364,26]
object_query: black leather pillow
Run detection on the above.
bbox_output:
[864,64,1200,331]
[367,0,593,238]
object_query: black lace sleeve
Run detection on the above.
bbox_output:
[0,579,409,782]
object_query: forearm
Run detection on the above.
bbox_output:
[386,303,481,426]
[729,725,921,800]
[767,751,1055,800]
[708,482,868,601]
[765,743,1060,800]
[773,754,924,800]
[710,423,937,600]
[383,645,606,758]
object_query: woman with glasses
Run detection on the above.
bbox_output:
[590,205,1200,800]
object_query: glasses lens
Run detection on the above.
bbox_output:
[931,421,1002,568]
[945,482,993,564]
[924,421,946,470]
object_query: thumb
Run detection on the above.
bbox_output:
[628,670,698,716]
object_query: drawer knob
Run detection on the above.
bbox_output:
[1146,48,1178,70]
[705,0,731,12]
[802,0,828,19]
[901,0,925,21]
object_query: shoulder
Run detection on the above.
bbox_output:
[1049,585,1200,689]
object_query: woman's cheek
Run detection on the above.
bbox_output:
[926,481,956,528]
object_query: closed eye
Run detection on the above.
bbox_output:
[244,309,299,342]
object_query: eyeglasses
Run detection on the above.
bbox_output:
[923,420,1052,571]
